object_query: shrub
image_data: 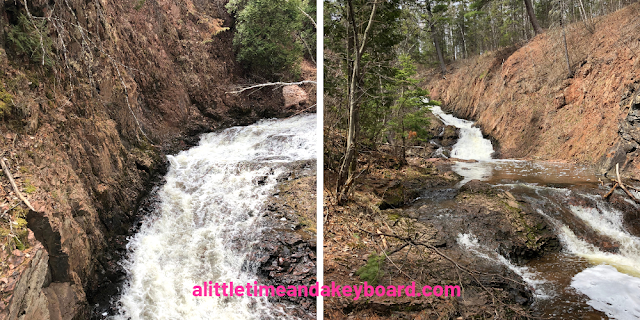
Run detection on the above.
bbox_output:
[0,89,13,117]
[355,252,385,286]
[7,14,54,67]
[227,0,304,80]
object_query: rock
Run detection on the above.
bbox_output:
[554,93,566,109]
[283,85,309,110]
[460,180,493,194]
[379,182,405,210]
[3,248,52,320]
[441,126,459,147]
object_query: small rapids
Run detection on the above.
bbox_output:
[430,106,494,161]
[112,114,316,320]
[429,107,640,319]
[456,233,551,299]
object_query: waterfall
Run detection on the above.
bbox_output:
[112,114,316,320]
[429,106,494,160]
[431,106,640,319]
[457,233,551,299]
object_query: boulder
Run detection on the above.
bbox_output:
[283,85,308,110]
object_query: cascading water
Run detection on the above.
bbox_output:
[428,107,640,319]
[112,114,316,320]
[430,106,494,161]
[457,233,551,299]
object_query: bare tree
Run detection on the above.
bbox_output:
[426,1,447,76]
[560,1,572,77]
[336,0,379,201]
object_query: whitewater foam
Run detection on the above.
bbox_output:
[112,115,316,320]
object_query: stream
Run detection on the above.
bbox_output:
[427,106,640,319]
[110,114,316,320]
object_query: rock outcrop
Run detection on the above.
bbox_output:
[0,0,313,318]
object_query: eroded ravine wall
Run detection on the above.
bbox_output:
[0,0,304,318]
[424,3,640,181]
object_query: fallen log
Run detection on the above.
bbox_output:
[615,163,639,203]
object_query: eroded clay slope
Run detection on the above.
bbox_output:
[425,3,640,180]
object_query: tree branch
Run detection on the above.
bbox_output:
[1,158,35,211]
[226,80,316,94]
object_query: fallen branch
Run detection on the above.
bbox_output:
[616,163,639,203]
[226,80,317,94]
[0,158,35,211]
[604,182,619,199]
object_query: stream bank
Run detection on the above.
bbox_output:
[423,3,640,181]
[0,0,316,318]
[324,120,553,319]
[324,104,640,319]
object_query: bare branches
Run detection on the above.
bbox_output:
[33,3,150,142]
[0,158,35,211]
[298,6,317,29]
[360,228,542,319]
[603,163,640,203]
[612,163,640,203]
[226,80,316,94]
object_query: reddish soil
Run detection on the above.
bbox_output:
[424,3,640,181]
[0,0,315,318]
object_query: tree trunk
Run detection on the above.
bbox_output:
[560,17,572,77]
[426,2,446,76]
[523,0,543,35]
[336,0,378,201]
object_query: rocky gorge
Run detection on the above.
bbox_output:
[0,0,315,319]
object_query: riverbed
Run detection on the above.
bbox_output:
[426,106,640,319]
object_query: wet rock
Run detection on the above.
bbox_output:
[441,125,459,147]
[246,160,316,319]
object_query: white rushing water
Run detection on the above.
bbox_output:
[571,265,640,320]
[430,106,494,160]
[456,233,551,299]
[529,187,640,319]
[113,114,316,320]
[430,106,597,185]
[432,107,640,318]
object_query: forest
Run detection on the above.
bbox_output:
[324,0,640,319]
[325,0,637,196]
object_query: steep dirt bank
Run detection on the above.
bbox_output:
[424,3,640,181]
[0,0,313,319]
